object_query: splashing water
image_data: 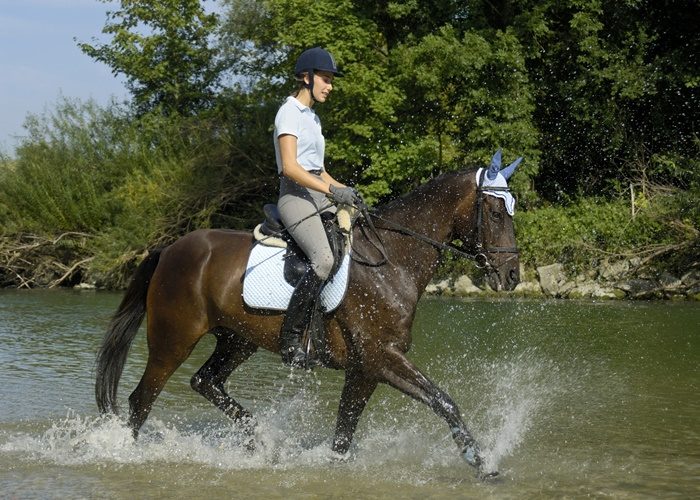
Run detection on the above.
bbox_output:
[3,294,697,498]
[1,405,339,472]
[1,335,576,486]
[3,352,571,486]
[416,345,573,476]
[475,348,567,472]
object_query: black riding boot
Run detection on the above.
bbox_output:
[279,268,325,368]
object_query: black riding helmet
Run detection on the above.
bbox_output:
[294,47,342,102]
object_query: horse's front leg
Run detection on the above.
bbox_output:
[379,347,491,476]
[332,367,378,455]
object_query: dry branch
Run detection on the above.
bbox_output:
[0,232,93,288]
[48,256,95,288]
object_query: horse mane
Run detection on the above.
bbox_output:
[372,169,477,220]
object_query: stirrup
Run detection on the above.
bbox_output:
[282,346,316,370]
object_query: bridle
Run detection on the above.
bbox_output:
[473,168,520,268]
[351,171,519,270]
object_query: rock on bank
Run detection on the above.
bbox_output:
[426,260,700,300]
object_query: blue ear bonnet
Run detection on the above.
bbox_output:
[486,149,522,181]
[478,149,523,216]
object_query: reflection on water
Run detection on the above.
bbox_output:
[1,290,698,498]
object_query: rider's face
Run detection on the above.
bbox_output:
[311,71,334,102]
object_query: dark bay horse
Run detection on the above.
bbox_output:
[95,162,520,478]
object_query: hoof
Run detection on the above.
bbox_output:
[478,470,500,482]
[463,443,499,480]
[329,450,352,463]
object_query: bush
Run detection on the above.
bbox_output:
[515,189,697,274]
[0,99,130,233]
[0,96,275,287]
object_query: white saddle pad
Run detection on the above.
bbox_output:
[242,243,350,312]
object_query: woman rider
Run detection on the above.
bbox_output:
[274,47,360,367]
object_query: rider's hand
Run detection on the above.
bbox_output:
[328,184,361,206]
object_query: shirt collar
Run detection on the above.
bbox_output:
[288,96,312,112]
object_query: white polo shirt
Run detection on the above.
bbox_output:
[273,96,325,174]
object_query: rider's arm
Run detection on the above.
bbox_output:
[278,134,340,194]
[320,170,346,190]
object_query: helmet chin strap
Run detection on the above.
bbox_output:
[304,69,317,103]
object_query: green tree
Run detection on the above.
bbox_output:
[465,0,700,199]
[382,25,539,202]
[78,0,222,115]
[220,0,540,203]
[0,99,130,233]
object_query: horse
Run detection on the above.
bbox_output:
[95,155,521,478]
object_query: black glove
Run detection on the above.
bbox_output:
[329,184,360,206]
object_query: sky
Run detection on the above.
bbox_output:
[0,0,131,153]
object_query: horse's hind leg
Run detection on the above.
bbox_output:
[127,308,207,438]
[190,329,258,431]
[127,343,197,437]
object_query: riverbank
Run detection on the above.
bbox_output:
[1,234,698,301]
[427,259,700,301]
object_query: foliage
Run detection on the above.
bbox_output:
[2,0,699,288]
[0,96,274,287]
[0,98,130,234]
[218,0,698,204]
[384,26,540,204]
[469,0,700,199]
[515,187,698,274]
[78,0,222,115]
[219,0,541,204]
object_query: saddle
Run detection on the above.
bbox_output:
[253,203,352,287]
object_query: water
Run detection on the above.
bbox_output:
[1,290,698,498]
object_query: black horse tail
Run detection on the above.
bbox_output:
[95,249,162,414]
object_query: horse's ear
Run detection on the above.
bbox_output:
[501,156,523,181]
[487,149,502,180]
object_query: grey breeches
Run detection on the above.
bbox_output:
[278,175,336,281]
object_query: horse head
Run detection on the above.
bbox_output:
[455,150,521,291]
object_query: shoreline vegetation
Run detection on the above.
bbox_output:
[1,1,697,300]
[1,227,697,301]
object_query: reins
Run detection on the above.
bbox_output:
[351,208,485,267]
[350,171,519,270]
[349,203,391,267]
[258,171,519,271]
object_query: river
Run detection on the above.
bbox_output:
[1,290,698,498]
